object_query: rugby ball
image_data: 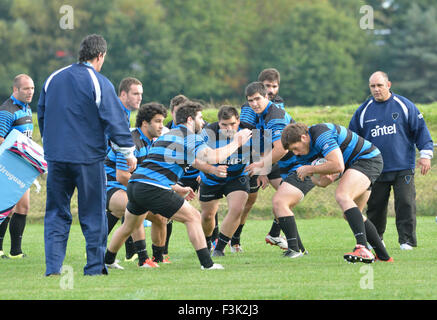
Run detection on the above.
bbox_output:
[161,126,170,135]
[311,158,327,166]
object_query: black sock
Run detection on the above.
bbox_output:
[231,224,244,246]
[0,216,10,251]
[125,236,136,259]
[152,244,165,262]
[104,250,117,264]
[120,216,136,259]
[344,207,367,246]
[215,232,230,252]
[268,219,281,237]
[106,211,119,235]
[297,233,306,253]
[212,217,219,242]
[206,236,212,251]
[9,213,26,255]
[364,219,390,260]
[164,221,173,255]
[196,247,214,268]
[134,240,149,266]
[277,216,299,252]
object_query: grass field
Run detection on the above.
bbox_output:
[1,217,437,301]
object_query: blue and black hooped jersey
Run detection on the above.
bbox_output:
[166,120,201,181]
[130,124,208,189]
[249,101,294,160]
[105,127,153,191]
[240,95,289,129]
[293,123,381,169]
[199,122,251,186]
[0,96,33,139]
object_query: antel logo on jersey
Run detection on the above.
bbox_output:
[370,124,397,137]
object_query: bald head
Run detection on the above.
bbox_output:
[369,71,391,102]
[369,71,389,83]
[14,74,32,89]
[13,74,34,104]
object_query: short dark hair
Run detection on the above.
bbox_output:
[78,34,107,63]
[135,102,167,128]
[175,101,203,125]
[170,94,189,112]
[218,105,239,121]
[245,81,267,98]
[281,123,309,150]
[258,68,280,84]
[118,77,142,96]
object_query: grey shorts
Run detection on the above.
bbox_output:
[249,163,282,193]
[348,154,384,189]
[199,176,250,202]
[126,182,185,219]
[281,171,315,196]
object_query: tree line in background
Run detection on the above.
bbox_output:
[1,0,436,109]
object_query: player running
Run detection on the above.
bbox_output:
[281,122,393,263]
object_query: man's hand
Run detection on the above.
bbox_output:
[234,128,252,147]
[311,173,337,187]
[246,161,262,177]
[296,165,314,181]
[181,186,196,201]
[417,158,431,175]
[172,184,196,201]
[257,175,269,190]
[212,165,228,178]
[126,156,137,173]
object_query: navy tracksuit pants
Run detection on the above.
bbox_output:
[366,170,417,247]
[44,161,108,276]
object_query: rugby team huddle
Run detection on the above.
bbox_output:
[1,34,433,276]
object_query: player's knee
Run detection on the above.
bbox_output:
[15,202,30,214]
[244,194,257,209]
[272,195,287,213]
[201,210,216,222]
[155,214,168,227]
[185,208,201,224]
[228,202,246,217]
[335,191,350,208]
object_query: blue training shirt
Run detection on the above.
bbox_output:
[199,122,251,186]
[130,124,208,189]
[240,95,290,129]
[349,93,433,173]
[247,101,294,161]
[105,127,153,192]
[166,120,201,181]
[293,123,381,169]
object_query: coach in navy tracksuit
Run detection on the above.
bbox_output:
[349,71,434,250]
[38,35,136,276]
